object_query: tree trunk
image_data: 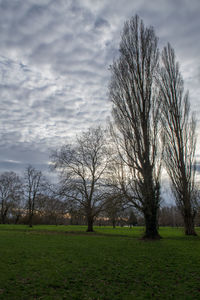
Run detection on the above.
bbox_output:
[87,215,94,232]
[1,211,7,224]
[112,219,116,229]
[28,213,33,228]
[15,214,20,224]
[1,215,5,224]
[143,210,161,239]
[183,212,197,236]
[142,168,161,240]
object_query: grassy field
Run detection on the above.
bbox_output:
[0,225,200,299]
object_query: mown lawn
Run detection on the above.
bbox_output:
[0,225,200,299]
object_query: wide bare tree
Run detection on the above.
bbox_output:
[24,165,43,227]
[0,172,23,224]
[159,43,198,235]
[51,126,109,232]
[109,15,162,239]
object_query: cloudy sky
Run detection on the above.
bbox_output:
[0,0,200,180]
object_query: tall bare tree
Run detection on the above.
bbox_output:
[24,165,43,227]
[0,172,23,224]
[159,43,198,235]
[51,126,109,232]
[109,15,162,239]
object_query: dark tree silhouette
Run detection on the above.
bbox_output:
[0,172,22,224]
[159,43,198,235]
[109,15,162,239]
[104,193,125,228]
[128,210,138,227]
[24,165,43,227]
[36,194,67,225]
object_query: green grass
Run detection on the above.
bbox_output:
[0,225,200,299]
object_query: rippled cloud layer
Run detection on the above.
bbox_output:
[0,0,199,178]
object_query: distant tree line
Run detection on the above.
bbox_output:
[0,161,199,232]
[0,166,138,227]
[0,167,66,226]
[0,15,199,239]
[0,168,199,229]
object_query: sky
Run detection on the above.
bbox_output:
[0,0,200,182]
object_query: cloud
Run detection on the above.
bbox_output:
[94,17,110,30]
[0,0,199,180]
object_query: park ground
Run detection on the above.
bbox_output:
[0,225,200,299]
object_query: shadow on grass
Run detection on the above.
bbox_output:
[0,227,137,239]
[0,226,199,241]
